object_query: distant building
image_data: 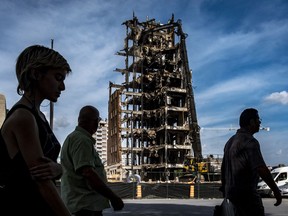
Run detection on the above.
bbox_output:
[0,93,7,127]
[93,119,108,164]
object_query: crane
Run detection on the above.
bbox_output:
[200,126,270,132]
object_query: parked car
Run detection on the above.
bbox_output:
[279,182,288,197]
[257,166,288,197]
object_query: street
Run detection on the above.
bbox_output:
[103,198,288,216]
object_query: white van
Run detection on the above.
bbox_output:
[257,166,288,197]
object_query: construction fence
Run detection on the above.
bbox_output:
[108,182,223,199]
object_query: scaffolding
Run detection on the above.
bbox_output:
[107,14,202,182]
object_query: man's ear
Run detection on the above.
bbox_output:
[249,119,255,126]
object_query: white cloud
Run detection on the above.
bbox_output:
[264,91,288,105]
[54,116,70,129]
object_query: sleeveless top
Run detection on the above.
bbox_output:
[0,104,61,215]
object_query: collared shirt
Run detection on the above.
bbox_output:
[61,126,110,213]
[221,128,266,199]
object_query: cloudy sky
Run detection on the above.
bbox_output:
[0,0,287,166]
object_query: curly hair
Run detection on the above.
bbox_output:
[16,45,72,95]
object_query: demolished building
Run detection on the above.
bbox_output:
[106,14,205,182]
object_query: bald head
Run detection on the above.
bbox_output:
[78,105,100,134]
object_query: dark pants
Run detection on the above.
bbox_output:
[74,209,103,216]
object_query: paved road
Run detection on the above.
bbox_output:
[103,198,288,216]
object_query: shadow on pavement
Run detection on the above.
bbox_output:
[104,203,216,216]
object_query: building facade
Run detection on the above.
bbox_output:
[0,94,7,128]
[93,119,108,163]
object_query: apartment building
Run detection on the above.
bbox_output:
[93,119,108,163]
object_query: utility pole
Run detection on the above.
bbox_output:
[49,39,54,130]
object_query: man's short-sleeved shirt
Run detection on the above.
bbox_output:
[60,126,110,213]
[221,128,266,199]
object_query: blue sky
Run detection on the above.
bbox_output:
[0,0,287,166]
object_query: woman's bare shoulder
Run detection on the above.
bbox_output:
[4,106,37,133]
